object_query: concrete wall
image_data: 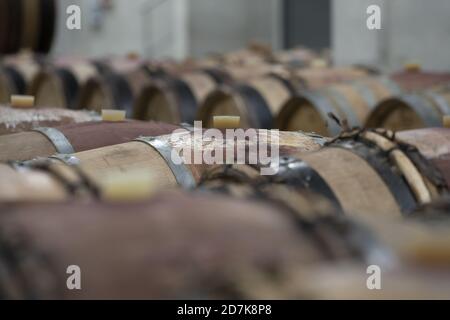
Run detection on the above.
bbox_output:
[333,0,450,71]
[188,0,281,57]
[53,0,150,58]
[52,0,281,59]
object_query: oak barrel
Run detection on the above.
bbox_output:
[76,72,134,116]
[366,86,450,130]
[0,130,325,202]
[29,59,101,109]
[267,128,450,216]
[0,120,178,162]
[133,69,226,124]
[243,262,450,299]
[75,58,161,116]
[0,0,56,54]
[0,54,42,103]
[291,66,369,91]
[197,72,298,129]
[391,69,450,92]
[276,76,401,135]
[61,129,325,192]
[0,189,381,299]
[0,105,100,135]
[396,128,450,189]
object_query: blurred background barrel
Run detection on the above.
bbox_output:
[0,190,339,299]
[276,76,401,135]
[276,69,450,135]
[76,72,134,115]
[133,69,227,124]
[76,57,158,116]
[276,77,400,136]
[0,54,42,104]
[366,85,450,131]
[197,66,369,129]
[391,68,450,92]
[0,0,56,54]
[290,66,369,90]
[29,58,101,109]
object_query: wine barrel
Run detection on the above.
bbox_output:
[76,71,134,116]
[276,76,401,136]
[0,189,385,299]
[0,0,56,54]
[96,56,162,97]
[366,86,450,131]
[76,58,162,116]
[133,69,227,124]
[220,63,286,81]
[264,128,450,217]
[29,60,100,109]
[213,42,273,67]
[272,47,318,68]
[0,105,100,135]
[201,164,450,268]
[0,67,19,104]
[243,262,450,299]
[411,196,450,221]
[0,130,326,202]
[391,69,450,92]
[291,66,369,91]
[0,120,178,162]
[66,129,325,190]
[0,160,98,203]
[0,54,42,103]
[0,0,21,54]
[396,128,450,189]
[197,74,295,129]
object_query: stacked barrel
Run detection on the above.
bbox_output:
[0,0,56,54]
[1,45,450,300]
